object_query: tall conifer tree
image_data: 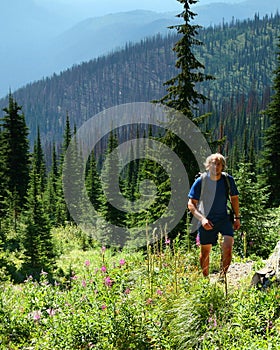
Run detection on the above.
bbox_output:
[22,151,55,278]
[0,94,30,227]
[260,36,280,207]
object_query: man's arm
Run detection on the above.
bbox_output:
[188,198,214,230]
[230,195,241,230]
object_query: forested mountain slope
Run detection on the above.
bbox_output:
[0,13,279,160]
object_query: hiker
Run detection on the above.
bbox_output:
[188,153,241,278]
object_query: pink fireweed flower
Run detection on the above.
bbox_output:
[156,289,163,296]
[82,280,87,288]
[119,259,125,266]
[33,310,42,321]
[101,246,106,253]
[84,260,90,267]
[208,316,217,328]
[196,234,200,246]
[165,238,170,245]
[104,276,113,287]
[101,304,107,310]
[47,308,56,317]
[101,265,107,273]
[124,288,131,295]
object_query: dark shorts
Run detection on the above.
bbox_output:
[198,216,234,245]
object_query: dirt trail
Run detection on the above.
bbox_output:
[210,260,256,288]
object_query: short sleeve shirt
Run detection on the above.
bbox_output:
[188,173,239,224]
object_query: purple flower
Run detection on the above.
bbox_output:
[124,288,131,295]
[47,308,56,317]
[101,265,107,273]
[104,276,113,287]
[119,259,126,266]
[85,260,90,267]
[165,238,170,245]
[101,304,107,310]
[33,310,41,321]
[156,289,163,296]
[208,316,217,328]
[82,280,87,288]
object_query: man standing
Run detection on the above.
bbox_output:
[188,153,241,277]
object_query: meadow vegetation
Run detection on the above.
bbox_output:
[0,224,279,349]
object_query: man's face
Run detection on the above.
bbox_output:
[209,157,223,176]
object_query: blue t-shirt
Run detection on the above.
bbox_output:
[188,173,239,223]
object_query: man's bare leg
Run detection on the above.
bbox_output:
[200,244,212,277]
[221,236,234,274]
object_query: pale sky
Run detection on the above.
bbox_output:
[35,0,245,20]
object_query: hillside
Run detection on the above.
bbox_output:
[0,13,279,161]
[0,0,279,97]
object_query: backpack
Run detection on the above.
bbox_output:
[196,171,234,223]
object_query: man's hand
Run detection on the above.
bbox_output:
[233,218,241,230]
[201,217,214,230]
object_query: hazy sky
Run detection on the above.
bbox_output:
[35,0,246,19]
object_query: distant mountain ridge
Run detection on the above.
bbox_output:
[0,12,279,160]
[0,0,279,98]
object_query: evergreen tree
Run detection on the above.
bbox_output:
[21,151,55,279]
[157,0,214,114]
[156,0,215,179]
[0,93,30,227]
[44,144,59,225]
[233,162,271,258]
[86,151,103,212]
[99,131,127,245]
[56,114,72,224]
[33,127,47,194]
[259,36,280,207]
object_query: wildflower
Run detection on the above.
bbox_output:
[85,260,90,267]
[101,304,107,310]
[165,238,170,245]
[156,289,163,296]
[82,280,87,288]
[119,259,125,266]
[196,234,200,246]
[104,276,113,287]
[208,316,217,328]
[101,246,106,253]
[24,275,33,283]
[101,265,107,273]
[146,298,153,305]
[124,288,131,295]
[71,274,78,280]
[47,308,56,317]
[33,310,41,321]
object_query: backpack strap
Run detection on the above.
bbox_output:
[199,172,208,199]
[221,172,231,199]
